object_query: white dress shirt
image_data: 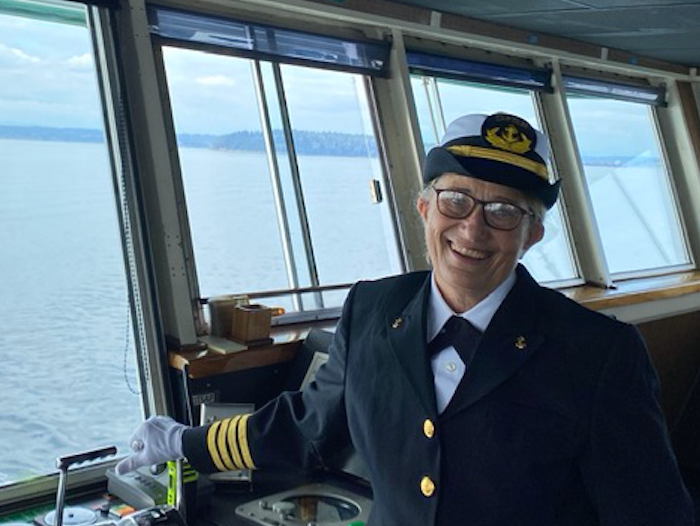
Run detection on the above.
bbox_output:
[426,272,516,413]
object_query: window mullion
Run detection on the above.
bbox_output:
[423,76,445,146]
[252,60,302,312]
[654,84,700,268]
[271,63,324,309]
[88,4,164,416]
[538,65,613,287]
[370,29,426,273]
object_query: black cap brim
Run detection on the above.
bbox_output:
[423,147,561,209]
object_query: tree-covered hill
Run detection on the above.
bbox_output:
[0,125,377,157]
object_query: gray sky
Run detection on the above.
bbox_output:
[0,11,372,135]
[0,9,659,158]
[0,14,103,128]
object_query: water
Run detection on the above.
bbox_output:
[178,147,403,303]
[0,139,141,485]
[0,139,402,486]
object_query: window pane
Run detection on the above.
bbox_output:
[164,47,288,300]
[163,48,402,312]
[280,65,402,287]
[0,4,141,486]
[411,77,578,283]
[567,97,690,275]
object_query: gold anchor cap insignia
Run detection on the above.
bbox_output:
[485,123,532,154]
[515,335,527,350]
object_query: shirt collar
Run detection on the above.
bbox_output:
[427,271,517,342]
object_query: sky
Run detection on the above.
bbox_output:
[0,12,104,129]
[0,8,372,135]
[0,8,373,136]
[161,46,372,136]
[0,5,660,157]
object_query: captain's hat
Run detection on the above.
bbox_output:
[423,112,561,209]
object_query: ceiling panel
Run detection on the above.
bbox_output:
[399,0,578,17]
[388,0,700,68]
[577,0,690,7]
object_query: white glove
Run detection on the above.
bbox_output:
[115,416,188,475]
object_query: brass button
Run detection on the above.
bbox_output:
[423,419,435,439]
[420,476,435,497]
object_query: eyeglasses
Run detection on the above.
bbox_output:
[432,187,534,231]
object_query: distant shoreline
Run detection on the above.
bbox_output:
[0,125,377,158]
[0,125,660,166]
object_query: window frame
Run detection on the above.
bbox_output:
[0,0,163,505]
[562,77,694,281]
[148,13,405,335]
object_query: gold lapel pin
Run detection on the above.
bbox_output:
[391,317,402,329]
[515,335,527,350]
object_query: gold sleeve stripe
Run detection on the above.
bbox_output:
[238,414,256,470]
[216,417,236,471]
[227,415,244,470]
[206,421,227,472]
[446,144,549,180]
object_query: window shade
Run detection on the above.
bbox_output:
[407,50,552,92]
[148,5,390,76]
[563,76,666,106]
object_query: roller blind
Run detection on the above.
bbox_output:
[148,5,391,77]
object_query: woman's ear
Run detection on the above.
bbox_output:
[523,221,545,254]
[416,195,429,221]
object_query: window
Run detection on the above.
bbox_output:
[410,73,579,284]
[158,29,402,314]
[0,1,142,490]
[566,87,691,276]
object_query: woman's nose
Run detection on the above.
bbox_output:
[459,202,489,232]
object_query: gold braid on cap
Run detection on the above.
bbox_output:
[446,144,549,181]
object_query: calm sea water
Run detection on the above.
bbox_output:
[0,139,401,486]
[0,138,684,486]
[178,146,403,303]
[0,139,142,485]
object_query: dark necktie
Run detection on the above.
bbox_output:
[428,315,482,366]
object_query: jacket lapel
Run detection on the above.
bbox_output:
[383,272,436,415]
[441,265,545,418]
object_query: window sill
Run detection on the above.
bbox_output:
[559,271,700,323]
[170,320,337,379]
[175,272,700,376]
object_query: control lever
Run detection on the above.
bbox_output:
[54,446,117,526]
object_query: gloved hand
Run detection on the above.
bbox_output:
[115,415,188,475]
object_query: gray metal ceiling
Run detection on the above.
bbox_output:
[388,0,700,69]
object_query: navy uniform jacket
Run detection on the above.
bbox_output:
[183,265,694,525]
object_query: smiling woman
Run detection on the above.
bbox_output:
[417,171,545,313]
